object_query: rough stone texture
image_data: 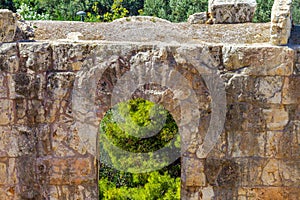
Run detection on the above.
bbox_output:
[0,9,17,42]
[270,0,293,45]
[188,12,208,24]
[208,0,257,23]
[0,4,299,200]
[32,20,271,44]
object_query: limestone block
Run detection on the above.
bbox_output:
[13,126,36,155]
[262,159,282,186]
[227,131,265,157]
[0,126,19,157]
[49,157,94,185]
[265,131,283,157]
[0,186,16,199]
[280,160,300,186]
[270,0,292,45]
[208,0,257,23]
[0,9,17,42]
[19,43,52,72]
[282,76,300,104]
[10,72,46,99]
[52,43,94,71]
[0,73,8,98]
[47,72,75,100]
[188,12,208,24]
[224,75,283,104]
[0,43,19,72]
[222,45,294,76]
[0,162,7,184]
[254,76,283,104]
[182,157,206,187]
[0,100,13,125]
[48,185,98,200]
[263,106,289,131]
[225,103,266,133]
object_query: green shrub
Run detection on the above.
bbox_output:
[99,98,180,199]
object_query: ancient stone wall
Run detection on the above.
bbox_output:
[0,1,299,199]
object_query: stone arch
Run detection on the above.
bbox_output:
[71,43,227,197]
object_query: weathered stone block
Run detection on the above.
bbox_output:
[19,43,52,72]
[0,73,8,98]
[0,9,17,42]
[188,12,208,24]
[0,100,13,125]
[222,45,294,76]
[0,162,7,184]
[49,157,94,185]
[227,131,265,157]
[52,43,94,71]
[0,186,16,199]
[270,0,292,45]
[0,127,19,157]
[0,43,19,73]
[263,105,289,131]
[224,75,283,104]
[208,0,257,23]
[282,76,300,104]
[225,103,266,132]
[11,126,37,156]
[182,157,206,187]
[10,73,46,99]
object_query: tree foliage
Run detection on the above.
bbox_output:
[99,98,180,199]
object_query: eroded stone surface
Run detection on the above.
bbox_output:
[270,0,293,45]
[208,0,257,23]
[0,9,17,42]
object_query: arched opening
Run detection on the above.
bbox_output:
[98,98,181,199]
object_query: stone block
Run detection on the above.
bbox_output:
[0,186,16,199]
[52,43,94,71]
[0,100,13,125]
[208,0,257,23]
[0,162,7,184]
[282,76,300,104]
[46,72,75,100]
[49,157,94,185]
[270,0,292,45]
[0,126,19,157]
[224,75,283,104]
[0,9,17,42]
[0,43,19,73]
[19,43,52,72]
[12,126,36,156]
[227,131,265,157]
[0,73,8,98]
[263,105,289,131]
[188,12,208,24]
[222,45,294,76]
[225,103,266,133]
[10,72,46,99]
[182,157,206,187]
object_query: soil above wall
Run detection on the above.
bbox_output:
[30,17,271,44]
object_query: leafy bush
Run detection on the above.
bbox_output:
[99,98,180,199]
[99,171,180,200]
[17,3,51,20]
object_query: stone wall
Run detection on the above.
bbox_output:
[0,1,299,199]
[0,40,299,199]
